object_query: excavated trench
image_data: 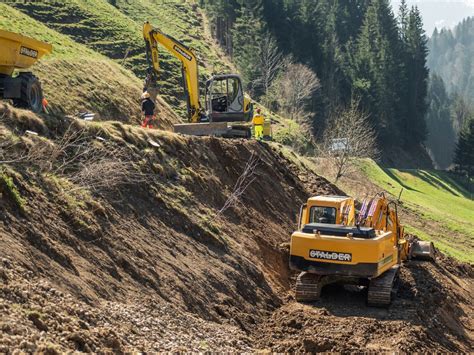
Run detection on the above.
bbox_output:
[0,109,473,352]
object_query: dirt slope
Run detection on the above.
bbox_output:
[0,107,472,352]
[256,254,473,352]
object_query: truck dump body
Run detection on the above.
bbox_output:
[0,30,52,112]
[0,29,52,75]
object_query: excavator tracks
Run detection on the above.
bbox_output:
[295,272,323,302]
[367,266,399,307]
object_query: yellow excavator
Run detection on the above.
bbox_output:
[143,22,253,137]
[290,193,434,306]
[0,29,52,112]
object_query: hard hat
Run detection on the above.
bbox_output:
[142,92,150,99]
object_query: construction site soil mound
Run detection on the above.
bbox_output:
[0,108,472,352]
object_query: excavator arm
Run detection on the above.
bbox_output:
[143,22,201,122]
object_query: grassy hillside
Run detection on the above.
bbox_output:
[11,0,234,116]
[311,157,474,262]
[10,0,142,61]
[0,4,179,126]
[357,160,474,262]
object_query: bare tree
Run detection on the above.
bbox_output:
[319,100,380,182]
[272,62,320,121]
[216,151,259,216]
[254,35,284,105]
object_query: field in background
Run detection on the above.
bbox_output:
[357,160,473,262]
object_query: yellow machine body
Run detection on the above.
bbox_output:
[142,22,252,136]
[0,29,52,75]
[290,193,434,305]
[290,229,398,278]
[291,195,398,278]
[0,30,52,112]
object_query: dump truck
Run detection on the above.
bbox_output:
[142,22,253,137]
[290,194,434,306]
[0,29,52,113]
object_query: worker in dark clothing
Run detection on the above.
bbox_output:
[141,91,156,128]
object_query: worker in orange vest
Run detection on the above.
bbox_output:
[252,108,264,140]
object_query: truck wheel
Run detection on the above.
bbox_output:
[12,73,44,113]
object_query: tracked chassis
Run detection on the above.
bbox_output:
[295,265,400,307]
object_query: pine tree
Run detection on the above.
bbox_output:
[426,74,456,169]
[199,0,239,54]
[231,2,264,93]
[402,6,429,147]
[351,0,404,145]
[398,0,409,37]
[454,118,474,189]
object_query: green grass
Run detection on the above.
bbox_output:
[0,171,27,215]
[0,4,99,59]
[358,159,474,262]
[10,0,142,60]
[0,3,171,123]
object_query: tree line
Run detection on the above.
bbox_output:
[200,0,429,156]
[426,17,474,169]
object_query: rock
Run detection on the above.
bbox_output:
[28,312,49,332]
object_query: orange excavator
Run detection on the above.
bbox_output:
[290,193,434,306]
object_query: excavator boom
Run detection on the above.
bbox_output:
[143,22,201,122]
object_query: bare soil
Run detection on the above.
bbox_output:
[0,108,472,352]
[255,253,473,352]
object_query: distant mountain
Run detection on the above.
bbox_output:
[428,16,474,103]
[391,0,474,34]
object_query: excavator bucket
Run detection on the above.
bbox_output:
[410,240,435,260]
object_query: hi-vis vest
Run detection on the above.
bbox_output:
[253,114,264,125]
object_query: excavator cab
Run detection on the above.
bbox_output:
[205,75,252,123]
[298,196,355,229]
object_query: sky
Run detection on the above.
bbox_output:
[390,0,474,35]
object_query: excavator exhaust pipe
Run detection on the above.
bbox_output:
[410,240,435,261]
